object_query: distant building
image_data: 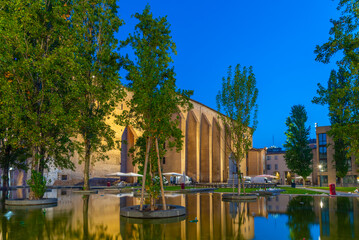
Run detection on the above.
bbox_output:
[248,148,266,176]
[313,126,358,186]
[265,146,293,185]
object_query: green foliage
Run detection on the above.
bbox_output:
[315,0,359,162]
[313,68,351,178]
[216,64,258,194]
[216,64,258,164]
[27,170,47,200]
[0,0,80,173]
[119,5,192,204]
[69,0,124,190]
[284,105,313,179]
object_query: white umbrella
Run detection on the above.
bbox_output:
[256,174,278,179]
[162,172,183,176]
[106,172,143,177]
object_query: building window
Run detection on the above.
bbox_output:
[61,175,68,181]
[274,156,278,160]
[162,157,166,164]
[318,133,328,172]
[275,164,278,170]
[267,156,271,160]
[319,133,327,145]
[267,164,271,170]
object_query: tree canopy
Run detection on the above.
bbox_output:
[313,68,351,179]
[315,0,359,162]
[284,105,313,182]
[119,5,193,210]
[216,64,258,194]
[70,0,124,190]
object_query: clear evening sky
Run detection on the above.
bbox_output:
[117,0,340,149]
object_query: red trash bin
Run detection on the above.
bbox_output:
[107,181,111,187]
[329,183,336,195]
[181,183,185,190]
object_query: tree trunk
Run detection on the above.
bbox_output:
[155,138,167,210]
[149,157,154,211]
[340,178,344,187]
[140,137,152,211]
[83,138,91,191]
[237,162,241,195]
[303,177,306,187]
[29,146,39,200]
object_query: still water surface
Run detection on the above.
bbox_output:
[1,189,359,239]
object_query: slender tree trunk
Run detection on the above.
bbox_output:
[149,158,154,211]
[242,174,246,194]
[155,138,167,210]
[29,146,39,200]
[140,137,152,211]
[303,178,306,187]
[84,138,91,191]
[340,178,343,187]
[237,162,241,195]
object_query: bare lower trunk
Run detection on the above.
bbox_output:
[242,174,246,194]
[29,146,39,200]
[140,138,152,211]
[149,158,154,211]
[237,162,241,195]
[83,139,91,191]
[340,178,343,187]
[155,138,167,210]
[303,178,306,187]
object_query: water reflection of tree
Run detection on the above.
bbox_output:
[228,201,246,240]
[286,196,316,240]
[0,194,119,239]
[336,197,354,239]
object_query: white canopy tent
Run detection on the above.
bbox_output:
[106,172,143,177]
[162,172,183,176]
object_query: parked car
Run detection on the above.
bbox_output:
[251,176,269,184]
[174,175,192,184]
[153,176,169,185]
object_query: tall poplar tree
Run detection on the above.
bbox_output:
[119,5,193,210]
[315,0,359,162]
[216,64,258,195]
[71,0,124,191]
[0,0,80,199]
[313,68,351,185]
[284,105,313,186]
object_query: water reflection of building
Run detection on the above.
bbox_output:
[315,196,359,240]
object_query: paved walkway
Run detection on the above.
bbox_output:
[299,187,359,197]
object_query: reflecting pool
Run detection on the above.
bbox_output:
[1,189,359,239]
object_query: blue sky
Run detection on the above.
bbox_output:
[117,0,340,148]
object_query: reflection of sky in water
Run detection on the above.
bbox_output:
[254,214,321,240]
[254,214,289,240]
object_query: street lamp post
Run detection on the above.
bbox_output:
[318,164,322,187]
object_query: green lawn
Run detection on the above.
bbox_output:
[279,187,327,195]
[309,187,357,193]
[164,186,327,195]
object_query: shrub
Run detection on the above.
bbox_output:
[27,170,47,199]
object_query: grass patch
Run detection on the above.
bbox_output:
[164,186,196,191]
[164,186,326,195]
[309,187,357,193]
[214,188,258,193]
[280,187,326,195]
